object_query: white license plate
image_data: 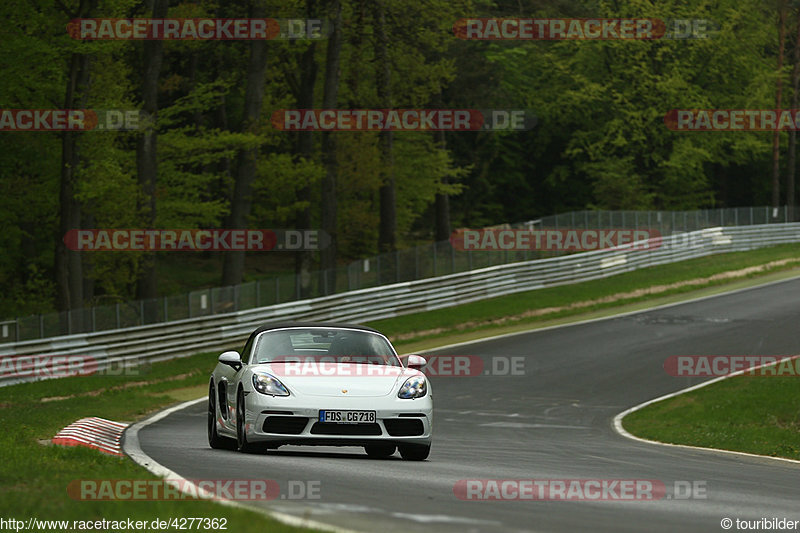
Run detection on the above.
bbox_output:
[319,410,376,424]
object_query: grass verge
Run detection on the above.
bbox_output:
[2,244,800,523]
[0,354,318,532]
[621,370,800,460]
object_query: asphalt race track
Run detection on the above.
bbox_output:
[136,277,800,532]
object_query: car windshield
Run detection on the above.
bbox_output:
[251,328,401,366]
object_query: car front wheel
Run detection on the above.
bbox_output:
[236,390,265,454]
[208,383,235,450]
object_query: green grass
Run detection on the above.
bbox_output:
[2,244,800,524]
[0,353,317,532]
[622,371,800,460]
[368,244,800,348]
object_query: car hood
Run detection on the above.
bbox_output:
[258,362,415,397]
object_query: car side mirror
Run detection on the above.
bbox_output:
[405,354,427,370]
[219,351,242,371]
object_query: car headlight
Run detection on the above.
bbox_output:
[252,372,289,396]
[398,375,427,399]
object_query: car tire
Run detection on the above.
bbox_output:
[398,444,430,461]
[364,444,396,458]
[208,383,235,450]
[236,389,265,454]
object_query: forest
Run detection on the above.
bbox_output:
[0,0,795,320]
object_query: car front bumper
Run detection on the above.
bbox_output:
[243,392,433,447]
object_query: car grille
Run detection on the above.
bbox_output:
[383,418,424,436]
[262,416,309,434]
[309,422,382,436]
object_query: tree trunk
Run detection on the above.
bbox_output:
[319,0,343,294]
[135,0,168,323]
[294,0,318,299]
[375,0,396,262]
[787,7,800,221]
[433,93,450,241]
[221,1,270,286]
[772,1,787,212]
[55,0,95,333]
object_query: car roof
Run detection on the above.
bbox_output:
[244,322,383,345]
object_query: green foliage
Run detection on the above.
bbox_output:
[0,0,795,316]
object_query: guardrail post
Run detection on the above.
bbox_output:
[347,264,353,291]
[450,246,454,274]
[67,310,72,334]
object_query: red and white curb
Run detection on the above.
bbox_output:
[52,417,128,456]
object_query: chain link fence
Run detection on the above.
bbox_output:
[1,205,794,343]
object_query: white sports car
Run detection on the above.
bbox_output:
[208,322,432,460]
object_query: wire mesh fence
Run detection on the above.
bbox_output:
[1,205,794,343]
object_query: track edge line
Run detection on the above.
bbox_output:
[122,397,360,533]
[612,366,800,466]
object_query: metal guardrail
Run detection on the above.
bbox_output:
[1,223,800,386]
[4,205,796,343]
